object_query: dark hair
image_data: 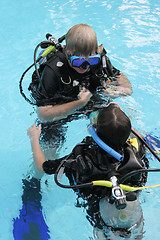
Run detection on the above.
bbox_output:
[96,105,131,149]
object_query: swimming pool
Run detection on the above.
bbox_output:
[1,0,160,239]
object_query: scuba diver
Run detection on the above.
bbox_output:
[20,24,132,159]
[27,102,150,239]
[21,23,132,121]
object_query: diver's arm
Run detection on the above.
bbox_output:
[27,123,46,172]
[38,65,92,122]
[42,157,67,174]
[102,72,132,98]
[37,88,92,122]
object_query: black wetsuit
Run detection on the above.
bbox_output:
[31,51,120,108]
[30,50,121,146]
[42,133,149,236]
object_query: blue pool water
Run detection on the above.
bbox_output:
[0,0,160,239]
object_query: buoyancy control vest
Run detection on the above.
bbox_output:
[20,33,121,106]
[65,136,148,188]
[29,50,79,105]
[28,48,120,106]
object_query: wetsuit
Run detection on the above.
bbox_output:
[29,50,121,149]
[31,50,120,108]
[42,132,149,237]
[30,50,121,147]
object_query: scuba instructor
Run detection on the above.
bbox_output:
[29,24,132,122]
[21,23,133,159]
[27,102,149,238]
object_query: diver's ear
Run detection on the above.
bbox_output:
[63,48,72,58]
[97,44,104,54]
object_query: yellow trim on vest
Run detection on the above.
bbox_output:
[127,138,139,151]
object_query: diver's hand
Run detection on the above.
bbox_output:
[102,72,132,98]
[27,123,46,173]
[27,123,41,142]
[78,87,92,105]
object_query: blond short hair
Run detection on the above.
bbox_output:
[65,24,98,58]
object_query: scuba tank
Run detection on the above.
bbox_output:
[19,33,65,105]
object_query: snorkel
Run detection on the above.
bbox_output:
[87,124,123,161]
[87,106,124,161]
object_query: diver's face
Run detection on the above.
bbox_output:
[71,65,89,74]
[68,59,89,74]
[66,50,100,74]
